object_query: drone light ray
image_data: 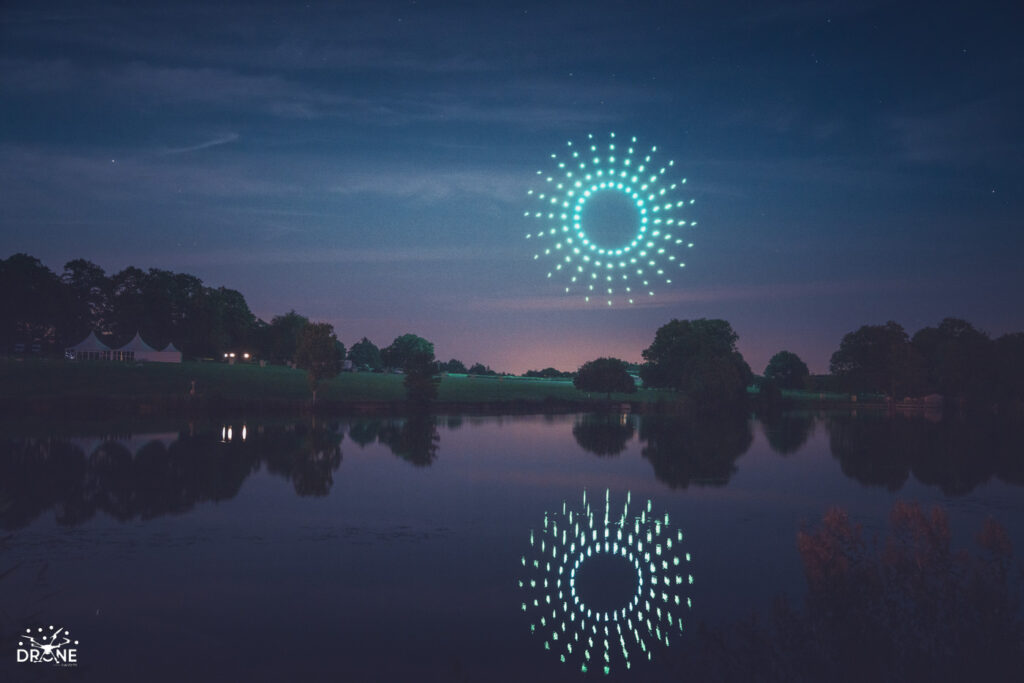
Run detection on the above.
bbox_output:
[525,133,697,305]
[519,489,693,675]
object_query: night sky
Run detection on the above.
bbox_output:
[2,0,1022,374]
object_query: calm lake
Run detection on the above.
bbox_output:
[2,411,1022,682]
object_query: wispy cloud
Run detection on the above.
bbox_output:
[1,53,650,127]
[0,145,305,204]
[0,3,510,76]
[888,98,1018,165]
[164,246,513,268]
[463,278,933,312]
[161,132,239,155]
[330,168,525,203]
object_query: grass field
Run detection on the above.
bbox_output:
[0,359,663,404]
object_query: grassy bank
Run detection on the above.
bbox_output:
[0,358,662,408]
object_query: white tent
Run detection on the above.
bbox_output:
[152,341,183,364]
[65,331,111,361]
[112,332,159,362]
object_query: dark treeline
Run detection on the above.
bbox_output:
[828,318,1024,406]
[1,253,260,358]
[0,254,496,382]
[6,254,1024,409]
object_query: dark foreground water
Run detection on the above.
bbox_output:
[1,411,1022,682]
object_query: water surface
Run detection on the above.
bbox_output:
[1,412,1021,681]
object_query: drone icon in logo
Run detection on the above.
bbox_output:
[17,625,79,666]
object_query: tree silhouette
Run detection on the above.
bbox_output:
[382,333,434,370]
[912,317,993,399]
[830,321,921,396]
[294,322,342,404]
[404,350,441,405]
[573,357,636,399]
[764,350,810,390]
[640,318,752,407]
[348,337,383,371]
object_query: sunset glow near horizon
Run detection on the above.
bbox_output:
[2,1,1022,374]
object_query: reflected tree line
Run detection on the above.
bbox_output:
[4,411,1022,529]
[0,416,440,530]
[570,411,754,488]
[348,415,441,467]
[572,411,1024,494]
[826,413,1024,494]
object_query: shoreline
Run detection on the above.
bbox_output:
[0,392,877,420]
[0,358,882,419]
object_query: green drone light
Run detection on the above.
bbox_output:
[525,133,698,305]
[518,489,693,675]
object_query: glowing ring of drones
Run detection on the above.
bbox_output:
[525,132,697,305]
[518,489,693,675]
[568,543,642,622]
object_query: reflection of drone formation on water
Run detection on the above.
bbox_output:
[519,489,692,675]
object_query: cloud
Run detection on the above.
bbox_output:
[2,50,652,127]
[330,168,525,203]
[888,99,1018,165]
[463,278,930,312]
[161,133,240,155]
[164,246,513,268]
[0,144,533,211]
[0,3,508,77]
[0,146,305,204]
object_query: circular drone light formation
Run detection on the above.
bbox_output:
[518,489,693,675]
[525,133,698,305]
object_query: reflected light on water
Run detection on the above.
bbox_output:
[519,488,692,674]
[220,424,247,443]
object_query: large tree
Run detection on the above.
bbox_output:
[134,268,204,350]
[62,258,111,340]
[382,333,434,370]
[830,321,920,396]
[0,254,70,350]
[106,266,148,345]
[573,357,637,399]
[347,337,383,371]
[442,358,467,374]
[525,367,573,379]
[403,349,441,405]
[261,311,309,364]
[294,322,342,404]
[2,253,265,358]
[911,318,992,398]
[764,350,810,390]
[994,333,1024,404]
[640,318,753,407]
